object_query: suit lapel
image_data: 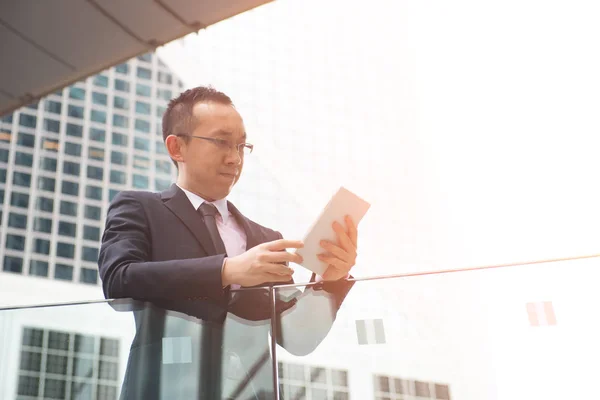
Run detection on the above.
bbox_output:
[227,201,262,250]
[161,184,217,255]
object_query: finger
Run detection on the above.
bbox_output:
[263,273,295,283]
[265,239,304,251]
[318,254,352,272]
[319,241,352,263]
[260,251,303,264]
[345,215,358,248]
[332,221,356,253]
[260,262,295,276]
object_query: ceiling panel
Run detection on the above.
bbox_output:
[0,0,272,116]
[96,0,189,43]
[0,23,71,98]
[161,0,272,26]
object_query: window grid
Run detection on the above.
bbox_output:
[16,327,120,399]
[373,374,451,400]
[279,362,350,400]
[0,54,178,285]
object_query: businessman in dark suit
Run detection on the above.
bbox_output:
[98,86,358,399]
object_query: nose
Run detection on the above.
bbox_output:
[224,145,242,164]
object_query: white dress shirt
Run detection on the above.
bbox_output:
[178,185,247,259]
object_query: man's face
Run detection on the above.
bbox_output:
[178,102,246,200]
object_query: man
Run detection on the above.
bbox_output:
[98,87,357,399]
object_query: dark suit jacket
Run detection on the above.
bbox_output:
[98,184,353,399]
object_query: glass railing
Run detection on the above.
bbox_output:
[1,255,598,399]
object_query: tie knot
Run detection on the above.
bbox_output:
[199,202,219,218]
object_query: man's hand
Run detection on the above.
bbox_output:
[318,215,358,281]
[222,239,304,287]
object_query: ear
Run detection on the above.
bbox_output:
[165,135,185,165]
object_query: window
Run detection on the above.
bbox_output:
[155,178,171,191]
[156,105,166,118]
[157,89,172,101]
[36,197,54,212]
[69,87,86,100]
[17,132,35,147]
[60,201,78,216]
[83,226,100,241]
[6,234,26,250]
[85,205,102,220]
[373,375,451,400]
[26,102,38,110]
[111,151,127,165]
[114,79,130,92]
[40,157,57,172]
[138,53,152,62]
[45,100,62,114]
[85,185,103,201]
[114,95,129,110]
[110,170,126,184]
[3,256,22,273]
[15,151,34,167]
[59,222,77,237]
[30,260,49,277]
[87,166,103,180]
[136,83,151,97]
[66,123,83,137]
[158,71,172,84]
[63,161,80,176]
[90,109,107,124]
[112,132,128,146]
[134,155,150,170]
[137,67,152,80]
[113,114,128,128]
[115,63,129,74]
[11,192,29,208]
[33,217,53,233]
[61,181,79,196]
[8,213,27,229]
[89,127,105,142]
[135,101,151,115]
[65,142,82,157]
[109,189,120,202]
[133,174,149,189]
[19,114,37,128]
[1,114,13,123]
[92,92,107,105]
[88,146,104,161]
[0,148,8,162]
[68,105,84,119]
[156,141,168,155]
[13,171,32,187]
[44,118,60,133]
[55,264,73,280]
[82,247,99,262]
[134,137,150,151]
[33,238,51,254]
[80,268,98,284]
[56,243,75,259]
[0,168,5,183]
[93,74,109,87]
[41,138,59,151]
[135,119,150,133]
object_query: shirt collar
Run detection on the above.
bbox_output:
[177,184,230,223]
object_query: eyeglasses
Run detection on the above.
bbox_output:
[175,134,254,156]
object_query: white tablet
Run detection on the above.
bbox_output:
[295,187,371,275]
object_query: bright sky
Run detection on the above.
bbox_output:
[158,0,600,276]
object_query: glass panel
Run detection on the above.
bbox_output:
[68,105,84,119]
[114,79,130,92]
[115,63,129,74]
[36,196,54,212]
[58,221,77,237]
[61,181,79,196]
[112,132,128,146]
[85,205,102,220]
[13,171,31,187]
[17,132,35,147]
[80,268,98,285]
[19,114,37,128]
[44,118,60,133]
[136,83,151,97]
[15,151,33,166]
[91,109,107,124]
[137,67,152,80]
[90,127,106,142]
[54,264,73,280]
[8,212,27,229]
[33,238,51,254]
[10,191,29,208]
[111,151,127,166]
[56,242,75,259]
[94,74,109,87]
[66,122,83,137]
[86,185,103,200]
[113,114,129,128]
[0,297,276,399]
[132,174,149,189]
[30,260,49,277]
[92,92,108,105]
[69,87,86,100]
[83,226,100,241]
[3,255,23,273]
[33,217,53,233]
[135,119,150,133]
[60,200,78,216]
[45,100,62,114]
[87,165,104,180]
